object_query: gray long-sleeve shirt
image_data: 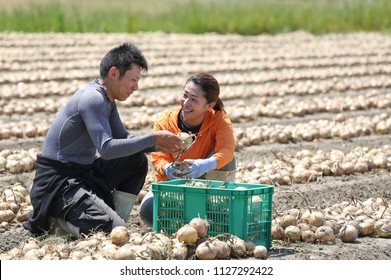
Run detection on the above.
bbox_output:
[41,80,155,164]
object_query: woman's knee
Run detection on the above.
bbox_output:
[139,191,154,227]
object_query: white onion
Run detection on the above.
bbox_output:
[374,219,391,238]
[176,224,198,244]
[284,225,301,242]
[211,239,231,259]
[110,226,130,246]
[227,236,246,257]
[339,225,358,243]
[196,241,217,260]
[189,217,209,238]
[253,245,268,259]
[315,226,335,244]
[301,230,316,243]
[309,211,326,227]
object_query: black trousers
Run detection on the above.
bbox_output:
[93,152,148,195]
[51,152,148,235]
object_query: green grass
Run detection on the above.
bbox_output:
[1,0,391,34]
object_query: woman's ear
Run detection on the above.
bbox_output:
[208,101,216,110]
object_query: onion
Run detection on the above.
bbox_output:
[301,230,316,243]
[284,225,301,242]
[177,132,193,148]
[325,220,342,235]
[374,219,391,238]
[280,214,297,228]
[176,224,198,244]
[309,211,326,227]
[345,220,361,232]
[253,245,268,259]
[227,236,246,257]
[315,226,335,244]
[0,221,10,230]
[271,223,285,240]
[354,161,369,173]
[244,240,256,253]
[211,239,231,259]
[296,222,312,232]
[16,205,32,222]
[22,240,40,255]
[168,240,188,260]
[189,217,209,238]
[113,244,133,260]
[195,240,217,260]
[142,243,163,260]
[129,232,143,245]
[0,209,15,223]
[359,220,375,236]
[68,250,89,260]
[23,249,43,260]
[110,226,130,246]
[100,242,118,258]
[338,225,358,243]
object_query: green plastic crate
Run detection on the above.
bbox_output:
[152,179,274,248]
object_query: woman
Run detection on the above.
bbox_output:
[139,72,236,227]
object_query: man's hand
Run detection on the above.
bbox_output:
[154,131,184,153]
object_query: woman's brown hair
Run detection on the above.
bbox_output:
[186,72,224,111]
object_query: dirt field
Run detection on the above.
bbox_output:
[0,32,390,260]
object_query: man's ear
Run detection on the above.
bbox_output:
[208,101,216,110]
[108,67,118,79]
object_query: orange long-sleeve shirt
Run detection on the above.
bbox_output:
[151,106,235,181]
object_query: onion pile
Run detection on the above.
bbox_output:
[235,145,391,185]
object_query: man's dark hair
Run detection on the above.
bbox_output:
[99,42,148,78]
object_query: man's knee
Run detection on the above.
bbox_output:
[51,184,127,236]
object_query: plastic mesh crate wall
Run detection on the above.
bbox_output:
[152,179,274,247]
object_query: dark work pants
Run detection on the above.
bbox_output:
[51,152,148,235]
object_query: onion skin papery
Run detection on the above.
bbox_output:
[301,230,316,243]
[271,223,285,240]
[309,211,326,227]
[189,217,209,238]
[253,245,268,259]
[211,239,231,259]
[195,241,217,260]
[227,236,246,257]
[284,225,301,242]
[339,225,358,243]
[110,226,130,246]
[176,224,198,245]
[315,226,335,244]
[374,219,391,238]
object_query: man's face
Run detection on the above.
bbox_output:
[109,64,142,102]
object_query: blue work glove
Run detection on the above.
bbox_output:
[164,163,182,180]
[182,157,218,179]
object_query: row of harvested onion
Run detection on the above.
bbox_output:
[0,149,38,174]
[273,196,391,244]
[0,182,389,260]
[236,145,390,185]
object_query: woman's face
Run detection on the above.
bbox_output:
[180,81,215,127]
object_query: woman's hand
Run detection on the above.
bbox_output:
[182,157,218,179]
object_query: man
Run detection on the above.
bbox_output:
[23,43,184,237]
